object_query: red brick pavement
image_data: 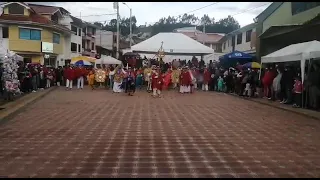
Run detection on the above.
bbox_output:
[0,88,320,178]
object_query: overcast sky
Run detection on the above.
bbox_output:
[30,2,271,27]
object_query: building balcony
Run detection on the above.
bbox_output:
[82,48,96,57]
[82,33,95,41]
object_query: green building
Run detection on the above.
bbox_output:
[255,2,320,60]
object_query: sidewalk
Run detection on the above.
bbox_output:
[229,94,320,120]
[0,87,57,121]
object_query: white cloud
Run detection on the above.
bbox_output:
[28,2,271,27]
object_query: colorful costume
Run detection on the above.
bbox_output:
[126,71,136,95]
[144,67,152,92]
[179,69,192,93]
[113,68,124,93]
[151,70,163,97]
[171,69,181,89]
[202,69,211,91]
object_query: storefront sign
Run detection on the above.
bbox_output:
[42,42,53,53]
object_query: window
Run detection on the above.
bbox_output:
[82,40,85,49]
[227,39,230,47]
[71,25,77,34]
[19,28,41,40]
[91,42,94,50]
[8,3,24,15]
[78,28,81,36]
[292,2,320,15]
[2,27,8,38]
[71,42,77,52]
[53,33,60,44]
[246,30,252,42]
[236,33,242,45]
[78,44,81,53]
[223,42,226,50]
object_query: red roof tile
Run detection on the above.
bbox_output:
[0,14,69,32]
[29,5,60,15]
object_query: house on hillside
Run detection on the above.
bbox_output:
[0,2,72,66]
[255,2,320,60]
[218,23,257,57]
[173,26,224,53]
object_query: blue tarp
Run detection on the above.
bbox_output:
[219,51,253,67]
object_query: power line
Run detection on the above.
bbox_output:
[176,2,220,18]
[75,13,116,18]
[230,3,271,16]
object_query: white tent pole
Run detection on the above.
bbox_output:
[258,62,263,80]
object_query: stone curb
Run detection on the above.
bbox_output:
[227,93,320,121]
[0,87,57,124]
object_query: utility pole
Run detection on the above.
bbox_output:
[114,2,120,59]
[129,8,132,48]
[123,3,132,49]
[203,23,206,45]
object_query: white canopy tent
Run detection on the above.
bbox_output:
[261,40,320,82]
[95,55,122,65]
[131,32,215,55]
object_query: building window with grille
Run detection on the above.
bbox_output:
[2,27,8,38]
[71,43,77,52]
[246,30,252,42]
[236,33,242,45]
[71,25,77,35]
[78,44,81,53]
[8,3,24,15]
[292,2,320,15]
[53,33,60,44]
[19,28,41,40]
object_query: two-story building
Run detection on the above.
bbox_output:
[0,2,72,67]
[95,29,113,57]
[219,23,257,57]
[173,27,224,53]
[82,22,99,57]
[255,2,320,60]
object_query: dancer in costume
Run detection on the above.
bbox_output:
[113,66,124,93]
[144,66,152,92]
[179,66,192,94]
[171,68,180,89]
[151,66,163,98]
[126,67,136,96]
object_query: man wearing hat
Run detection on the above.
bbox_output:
[151,66,163,97]
[179,66,192,94]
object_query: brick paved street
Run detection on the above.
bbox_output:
[0,87,320,178]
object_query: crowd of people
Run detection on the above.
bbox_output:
[1,56,319,111]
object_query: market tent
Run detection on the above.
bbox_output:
[219,50,253,67]
[131,32,214,55]
[261,40,320,82]
[95,55,122,65]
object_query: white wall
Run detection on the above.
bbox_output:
[222,28,256,53]
[95,30,113,50]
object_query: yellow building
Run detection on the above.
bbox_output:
[0,2,72,66]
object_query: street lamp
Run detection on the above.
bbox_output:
[122,2,132,48]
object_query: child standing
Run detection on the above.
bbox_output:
[135,69,143,89]
[46,70,53,88]
[87,70,95,90]
[217,76,224,92]
[292,76,303,108]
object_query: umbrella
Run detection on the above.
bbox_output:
[71,60,92,66]
[242,62,261,69]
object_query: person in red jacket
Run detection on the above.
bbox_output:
[64,65,75,90]
[151,66,163,98]
[202,67,211,91]
[179,66,192,94]
[262,67,276,98]
[75,65,87,89]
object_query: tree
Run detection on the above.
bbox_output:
[96,16,138,36]
[217,15,240,30]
